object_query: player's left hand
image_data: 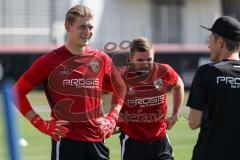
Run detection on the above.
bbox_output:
[96,108,119,138]
[167,116,178,130]
[112,126,121,135]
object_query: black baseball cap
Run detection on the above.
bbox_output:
[200,16,240,42]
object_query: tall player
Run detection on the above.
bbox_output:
[187,16,240,160]
[117,37,184,160]
[12,5,126,160]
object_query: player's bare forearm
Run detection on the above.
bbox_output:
[172,77,184,119]
[167,78,184,130]
[188,108,202,130]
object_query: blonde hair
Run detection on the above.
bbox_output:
[65,5,94,24]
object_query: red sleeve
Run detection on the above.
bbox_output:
[12,54,51,116]
[161,64,179,86]
[12,76,35,116]
[102,53,126,105]
[23,54,51,86]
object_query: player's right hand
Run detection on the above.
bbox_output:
[31,115,69,141]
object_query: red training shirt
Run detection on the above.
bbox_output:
[14,46,125,142]
[118,63,178,142]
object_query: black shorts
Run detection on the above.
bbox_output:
[51,138,109,160]
[120,132,174,160]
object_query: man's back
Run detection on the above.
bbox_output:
[204,60,240,159]
[189,60,240,160]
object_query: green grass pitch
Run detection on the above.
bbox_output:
[0,91,199,160]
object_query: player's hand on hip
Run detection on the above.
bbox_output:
[112,126,121,135]
[166,116,178,130]
[96,108,119,138]
[31,115,69,141]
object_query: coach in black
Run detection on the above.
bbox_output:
[187,16,240,160]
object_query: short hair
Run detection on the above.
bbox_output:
[213,33,240,52]
[65,5,94,25]
[130,37,153,56]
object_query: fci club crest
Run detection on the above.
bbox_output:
[90,61,99,73]
[154,79,163,90]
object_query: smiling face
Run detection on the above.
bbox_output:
[64,5,94,48]
[65,16,93,47]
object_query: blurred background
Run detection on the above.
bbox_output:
[0,0,240,88]
[1,0,240,88]
[1,0,240,159]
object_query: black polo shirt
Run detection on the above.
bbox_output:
[187,59,240,160]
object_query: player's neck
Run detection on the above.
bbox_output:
[65,41,86,55]
[221,51,240,61]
